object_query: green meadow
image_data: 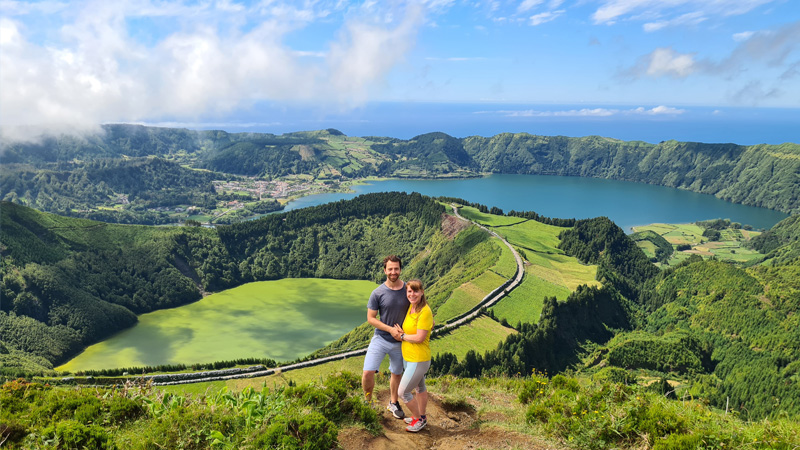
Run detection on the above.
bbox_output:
[57,279,377,372]
[632,223,764,265]
[491,269,571,325]
[458,206,527,226]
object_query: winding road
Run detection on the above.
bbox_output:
[148,205,525,386]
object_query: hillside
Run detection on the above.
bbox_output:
[2,126,799,226]
[0,193,446,374]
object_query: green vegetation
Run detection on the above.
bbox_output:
[630,230,673,263]
[749,214,800,264]
[0,372,380,449]
[490,270,570,325]
[431,316,517,360]
[517,371,800,450]
[431,211,800,423]
[4,189,800,448]
[633,222,764,266]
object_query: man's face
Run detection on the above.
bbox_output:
[384,260,401,282]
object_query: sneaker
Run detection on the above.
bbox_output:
[387,401,405,419]
[404,417,414,424]
[406,417,427,433]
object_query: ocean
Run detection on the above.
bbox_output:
[190,101,799,145]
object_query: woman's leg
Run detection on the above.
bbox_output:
[417,391,428,417]
[398,361,428,417]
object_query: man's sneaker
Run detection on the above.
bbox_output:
[406,417,427,433]
[387,401,405,419]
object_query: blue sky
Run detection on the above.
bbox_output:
[1,0,799,142]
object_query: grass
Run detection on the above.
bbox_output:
[491,269,572,325]
[458,206,528,226]
[432,316,517,360]
[435,270,507,322]
[491,220,566,254]
[492,240,518,278]
[526,252,600,291]
[636,240,658,259]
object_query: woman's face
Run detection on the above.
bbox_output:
[407,287,423,305]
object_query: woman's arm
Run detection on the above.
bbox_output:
[393,324,429,343]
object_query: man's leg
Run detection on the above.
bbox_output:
[362,370,375,403]
[389,372,402,404]
[362,336,385,403]
[387,341,405,404]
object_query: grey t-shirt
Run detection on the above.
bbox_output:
[368,282,410,342]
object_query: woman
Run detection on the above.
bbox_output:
[393,279,433,433]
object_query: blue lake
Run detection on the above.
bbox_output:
[284,174,788,232]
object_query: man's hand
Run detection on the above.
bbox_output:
[390,324,403,340]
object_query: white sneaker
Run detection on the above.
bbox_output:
[406,417,427,432]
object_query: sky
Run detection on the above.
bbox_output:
[1,0,799,143]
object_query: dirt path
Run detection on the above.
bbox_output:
[338,389,558,450]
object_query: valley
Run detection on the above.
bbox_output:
[2,127,800,449]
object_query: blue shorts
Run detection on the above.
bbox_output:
[363,335,404,375]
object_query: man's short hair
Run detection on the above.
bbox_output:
[383,255,402,269]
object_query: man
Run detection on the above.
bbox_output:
[362,255,409,419]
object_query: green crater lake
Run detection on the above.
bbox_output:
[58,279,376,372]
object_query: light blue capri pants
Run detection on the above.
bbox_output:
[398,360,431,403]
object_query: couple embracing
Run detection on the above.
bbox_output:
[361,255,433,433]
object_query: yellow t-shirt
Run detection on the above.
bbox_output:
[401,304,433,362]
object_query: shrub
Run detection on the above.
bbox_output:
[255,412,338,450]
[651,433,705,450]
[106,396,145,424]
[550,374,579,392]
[593,367,635,385]
[0,420,28,445]
[526,403,550,423]
[42,420,113,450]
[340,396,380,434]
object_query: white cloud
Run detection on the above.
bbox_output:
[593,0,777,25]
[479,105,685,117]
[528,10,564,26]
[517,0,545,14]
[642,47,697,77]
[634,105,686,114]
[327,3,424,104]
[732,31,754,41]
[643,11,706,32]
[0,0,429,140]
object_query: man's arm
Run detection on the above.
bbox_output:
[367,309,402,339]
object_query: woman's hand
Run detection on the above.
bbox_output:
[392,324,404,341]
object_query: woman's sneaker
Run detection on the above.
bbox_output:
[387,401,405,419]
[406,417,427,432]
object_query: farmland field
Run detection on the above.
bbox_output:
[632,223,763,265]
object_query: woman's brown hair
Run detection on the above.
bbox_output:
[406,279,427,311]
